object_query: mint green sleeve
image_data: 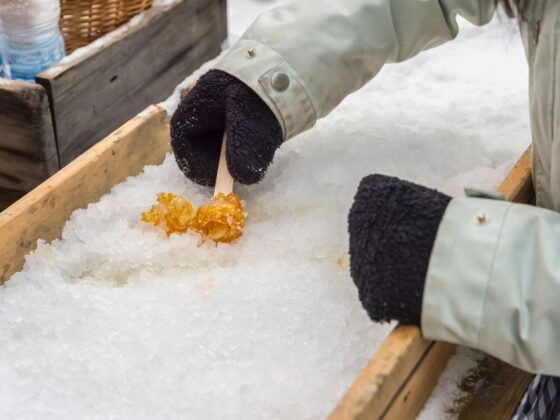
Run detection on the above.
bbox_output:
[422,197,560,376]
[214,0,496,140]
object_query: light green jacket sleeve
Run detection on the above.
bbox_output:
[424,0,560,376]
[423,197,560,376]
[216,0,560,376]
[215,0,496,140]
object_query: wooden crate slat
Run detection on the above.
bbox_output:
[497,147,534,204]
[0,81,58,191]
[0,106,169,284]
[330,146,534,420]
[455,356,533,419]
[329,326,453,419]
[1,0,226,195]
[36,0,226,167]
[384,342,456,420]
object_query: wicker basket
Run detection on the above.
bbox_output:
[60,0,154,54]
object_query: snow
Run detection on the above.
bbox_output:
[1,152,393,419]
[0,1,531,419]
[418,348,486,420]
[158,51,226,115]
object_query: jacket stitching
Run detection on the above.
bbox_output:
[243,37,320,123]
[551,9,559,142]
[475,202,515,347]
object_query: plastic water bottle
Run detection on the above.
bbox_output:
[0,0,64,81]
[0,43,4,79]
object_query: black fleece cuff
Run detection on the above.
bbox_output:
[170,70,282,186]
[348,174,451,325]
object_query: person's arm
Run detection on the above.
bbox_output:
[215,0,497,140]
[349,176,560,376]
[422,197,560,375]
[171,0,497,186]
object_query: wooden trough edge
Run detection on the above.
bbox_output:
[0,105,170,284]
[329,146,534,420]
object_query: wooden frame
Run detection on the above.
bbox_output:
[0,0,226,192]
[0,81,58,191]
[0,106,169,282]
[0,107,535,417]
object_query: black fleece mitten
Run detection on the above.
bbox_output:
[170,69,283,186]
[348,174,452,325]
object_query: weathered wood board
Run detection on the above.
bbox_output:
[0,0,226,194]
[0,81,58,191]
[36,0,226,167]
[329,147,534,420]
[455,355,533,419]
[0,106,169,284]
[0,106,534,419]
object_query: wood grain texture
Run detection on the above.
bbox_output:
[37,0,226,167]
[330,146,534,420]
[384,342,456,420]
[497,146,533,203]
[0,80,58,191]
[329,327,452,420]
[0,106,169,284]
[456,356,533,420]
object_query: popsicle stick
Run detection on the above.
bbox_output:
[214,132,234,196]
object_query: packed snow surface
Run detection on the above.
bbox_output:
[1,1,530,418]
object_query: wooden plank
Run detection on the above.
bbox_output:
[329,327,453,420]
[0,106,169,284]
[497,147,534,204]
[36,0,226,167]
[330,146,534,420]
[0,80,58,191]
[454,356,533,420]
[384,342,456,420]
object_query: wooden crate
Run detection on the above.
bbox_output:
[0,106,534,418]
[0,0,226,193]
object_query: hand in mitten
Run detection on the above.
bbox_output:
[170,69,283,186]
[348,174,451,325]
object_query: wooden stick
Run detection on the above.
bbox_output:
[214,132,234,196]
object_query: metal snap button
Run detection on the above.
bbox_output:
[271,71,290,92]
[475,212,489,225]
[246,48,257,58]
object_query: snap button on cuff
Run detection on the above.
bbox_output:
[475,212,489,225]
[246,48,257,58]
[271,71,290,92]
